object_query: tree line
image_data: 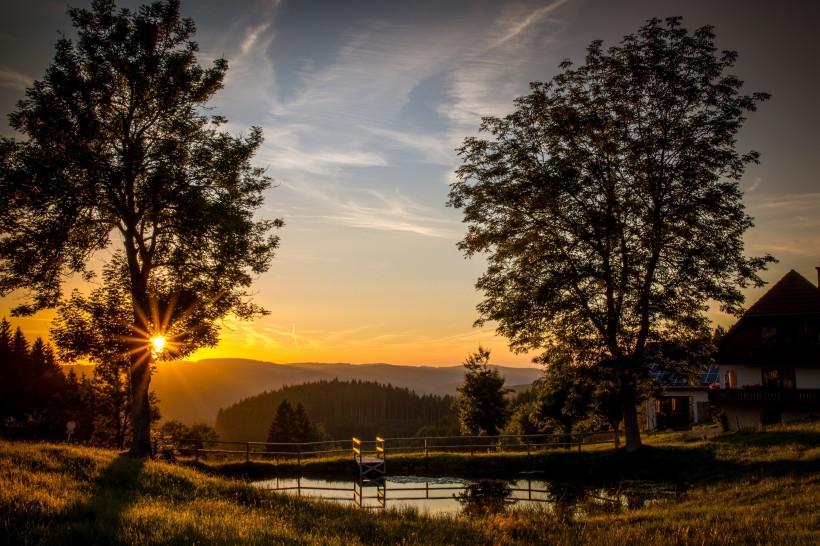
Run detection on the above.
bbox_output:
[216,379,455,442]
[0,317,159,447]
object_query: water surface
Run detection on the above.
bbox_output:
[252,474,677,516]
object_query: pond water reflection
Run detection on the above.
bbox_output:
[252,475,677,517]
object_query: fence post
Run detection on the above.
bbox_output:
[298,444,302,467]
[246,442,250,463]
[424,438,428,461]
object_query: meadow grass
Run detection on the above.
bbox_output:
[2,420,819,545]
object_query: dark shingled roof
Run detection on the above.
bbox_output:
[744,269,820,316]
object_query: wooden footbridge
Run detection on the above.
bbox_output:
[352,437,386,508]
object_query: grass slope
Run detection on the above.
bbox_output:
[2,420,820,545]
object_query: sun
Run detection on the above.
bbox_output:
[150,335,166,358]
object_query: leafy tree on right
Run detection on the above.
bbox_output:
[447,17,774,452]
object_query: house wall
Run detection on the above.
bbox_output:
[722,408,761,431]
[717,365,759,388]
[717,365,820,388]
[796,367,820,388]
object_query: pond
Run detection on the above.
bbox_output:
[252,474,678,517]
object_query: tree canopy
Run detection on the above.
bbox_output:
[447,17,773,451]
[0,0,282,456]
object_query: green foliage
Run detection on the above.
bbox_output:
[266,400,328,451]
[158,420,219,443]
[0,0,282,456]
[447,16,773,451]
[454,346,509,436]
[216,379,454,442]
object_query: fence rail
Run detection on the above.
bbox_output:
[352,431,618,460]
[170,438,349,463]
[170,431,619,464]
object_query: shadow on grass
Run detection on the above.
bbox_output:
[53,454,145,545]
[711,429,820,448]
[602,430,820,487]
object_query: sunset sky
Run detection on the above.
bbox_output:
[1,0,818,367]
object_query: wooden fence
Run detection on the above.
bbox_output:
[352,431,618,460]
[171,438,349,463]
[170,431,619,464]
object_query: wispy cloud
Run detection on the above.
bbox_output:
[443,0,578,132]
[744,192,820,258]
[491,0,572,48]
[322,190,460,238]
[0,66,32,90]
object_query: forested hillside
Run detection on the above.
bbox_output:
[136,359,540,424]
[216,379,454,441]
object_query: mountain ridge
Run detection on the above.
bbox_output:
[64,358,541,425]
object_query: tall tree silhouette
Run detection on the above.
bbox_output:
[448,17,773,451]
[0,0,282,456]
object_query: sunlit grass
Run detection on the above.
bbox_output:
[2,420,819,545]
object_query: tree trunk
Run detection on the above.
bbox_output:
[128,350,153,457]
[620,372,643,452]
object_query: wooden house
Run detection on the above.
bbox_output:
[709,269,820,429]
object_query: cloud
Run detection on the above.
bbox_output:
[319,188,462,239]
[219,318,318,351]
[439,0,579,140]
[744,192,820,257]
[240,22,272,55]
[491,0,572,48]
[0,66,32,90]
[200,2,579,242]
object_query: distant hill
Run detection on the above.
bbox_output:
[63,359,541,425]
[216,379,455,442]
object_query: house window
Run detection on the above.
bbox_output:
[724,370,737,388]
[783,369,796,389]
[762,368,796,389]
[761,326,777,344]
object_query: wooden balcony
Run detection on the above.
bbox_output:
[708,388,820,411]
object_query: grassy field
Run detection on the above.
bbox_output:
[2,420,819,545]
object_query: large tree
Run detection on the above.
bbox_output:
[447,17,773,451]
[0,0,282,456]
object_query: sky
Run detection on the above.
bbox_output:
[1,0,819,367]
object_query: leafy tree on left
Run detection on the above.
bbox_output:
[0,0,282,456]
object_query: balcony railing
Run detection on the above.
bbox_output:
[708,388,820,410]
